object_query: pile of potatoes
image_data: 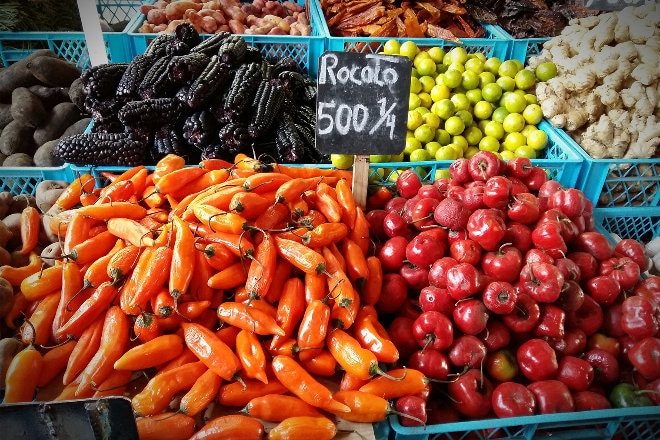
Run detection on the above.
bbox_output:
[0,50,91,167]
[0,180,69,339]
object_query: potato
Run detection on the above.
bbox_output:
[2,213,21,251]
[60,117,92,138]
[68,77,85,111]
[40,242,63,267]
[0,103,13,130]
[28,85,71,109]
[3,153,34,167]
[10,87,47,128]
[0,120,37,156]
[35,180,68,214]
[33,140,65,168]
[26,56,82,88]
[0,192,12,219]
[33,102,82,146]
[10,194,37,215]
[0,247,11,267]
[0,337,25,388]
[0,49,58,101]
[10,249,30,267]
[0,220,13,249]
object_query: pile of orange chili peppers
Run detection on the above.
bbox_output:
[0,153,425,440]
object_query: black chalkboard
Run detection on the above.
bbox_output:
[315,51,412,155]
[583,0,654,10]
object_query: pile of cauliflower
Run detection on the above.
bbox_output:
[528,3,659,159]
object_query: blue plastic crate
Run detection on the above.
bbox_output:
[0,165,73,196]
[388,406,660,440]
[551,128,660,208]
[125,0,325,76]
[362,119,583,189]
[313,0,510,60]
[0,1,140,68]
[593,207,660,244]
[508,37,550,66]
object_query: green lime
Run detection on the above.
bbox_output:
[409,148,431,162]
[425,141,442,157]
[464,126,483,145]
[481,82,503,103]
[383,39,401,55]
[515,145,537,159]
[484,120,505,139]
[466,88,483,105]
[503,132,526,151]
[502,113,526,133]
[430,84,451,102]
[514,69,537,90]
[451,135,468,152]
[455,109,474,127]
[414,123,436,144]
[442,69,463,89]
[445,116,465,136]
[535,62,557,81]
[448,46,468,64]
[435,145,459,160]
[527,129,549,151]
[433,98,455,119]
[524,93,538,105]
[427,46,445,63]
[479,135,500,152]
[522,103,543,125]
[415,56,437,76]
[500,150,515,160]
[502,92,527,114]
[465,58,484,74]
[498,59,521,78]
[473,101,494,120]
[483,57,502,75]
[404,136,423,155]
[492,106,510,123]
[496,76,516,92]
[422,112,442,130]
[462,70,481,90]
[464,146,480,159]
[330,154,354,169]
[369,154,391,163]
[419,76,436,93]
[434,169,451,180]
[418,92,432,109]
[409,93,422,110]
[407,110,424,130]
[399,41,420,60]
[410,76,422,94]
[450,93,471,111]
[479,71,496,87]
[435,128,451,145]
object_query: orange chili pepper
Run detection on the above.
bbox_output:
[217,301,285,336]
[362,256,383,306]
[67,230,118,265]
[55,281,118,341]
[229,191,273,220]
[236,329,268,384]
[134,311,162,343]
[271,355,350,413]
[3,341,44,403]
[193,204,248,235]
[114,334,184,370]
[273,236,326,274]
[242,394,323,422]
[303,271,327,305]
[75,305,129,397]
[349,206,371,256]
[136,412,196,440]
[300,349,338,377]
[107,244,142,285]
[63,211,97,255]
[79,238,123,290]
[91,368,133,398]
[197,229,255,259]
[38,339,77,387]
[76,202,147,220]
[0,252,42,286]
[120,245,173,315]
[244,232,277,300]
[359,367,429,399]
[107,217,155,247]
[297,298,330,351]
[339,371,371,391]
[342,238,369,283]
[243,172,292,193]
[271,162,352,180]
[153,154,186,184]
[200,241,235,271]
[328,268,360,330]
[310,190,342,223]
[4,292,28,329]
[185,185,246,220]
[322,244,345,274]
[303,222,349,248]
[131,361,207,416]
[330,390,400,423]
[274,177,321,205]
[158,347,199,374]
[156,300,212,331]
[179,369,223,417]
[62,314,104,385]
[327,328,393,381]
[155,166,207,195]
[97,179,136,204]
[100,165,146,194]
[207,261,248,290]
[143,184,167,209]
[189,414,265,440]
[182,322,242,381]
[189,249,214,302]
[254,202,291,231]
[18,292,59,346]
[264,259,293,304]
[267,416,337,440]
[353,310,399,364]
[19,206,41,255]
[170,215,196,300]
[335,178,357,227]
[21,264,63,302]
[168,168,231,201]
[53,173,95,210]
[269,277,305,350]
[218,377,288,407]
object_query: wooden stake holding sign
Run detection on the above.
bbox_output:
[315,51,411,209]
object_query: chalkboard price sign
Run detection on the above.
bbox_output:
[315,51,412,155]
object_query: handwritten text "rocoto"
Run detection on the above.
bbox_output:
[318,53,399,86]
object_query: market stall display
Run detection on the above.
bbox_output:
[0,1,659,439]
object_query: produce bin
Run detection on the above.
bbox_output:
[388,406,660,440]
[593,206,660,244]
[364,119,583,189]
[508,37,550,66]
[0,165,73,196]
[0,1,140,68]
[312,0,510,59]
[124,0,326,76]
